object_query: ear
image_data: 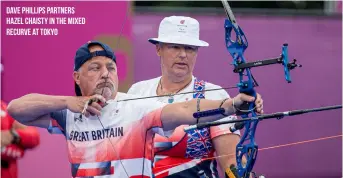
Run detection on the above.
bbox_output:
[73,71,81,85]
[156,44,161,57]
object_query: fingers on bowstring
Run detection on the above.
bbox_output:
[83,107,100,117]
[81,98,103,118]
[86,104,102,117]
[92,94,106,104]
[85,107,101,117]
[90,102,103,111]
[87,95,106,108]
[83,110,91,118]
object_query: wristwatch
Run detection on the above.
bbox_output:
[10,129,21,144]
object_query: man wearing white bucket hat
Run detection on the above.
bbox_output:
[148,16,209,47]
[128,16,242,178]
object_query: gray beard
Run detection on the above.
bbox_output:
[95,87,115,100]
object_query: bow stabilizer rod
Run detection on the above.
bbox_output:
[185,105,342,132]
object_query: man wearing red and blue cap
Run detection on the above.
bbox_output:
[7,41,264,178]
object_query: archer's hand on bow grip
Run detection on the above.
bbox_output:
[233,93,264,115]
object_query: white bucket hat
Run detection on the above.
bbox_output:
[148,16,209,47]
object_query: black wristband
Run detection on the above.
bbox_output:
[219,98,230,117]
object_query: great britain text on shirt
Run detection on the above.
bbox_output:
[68,127,124,141]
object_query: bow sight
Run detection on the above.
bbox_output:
[232,43,302,83]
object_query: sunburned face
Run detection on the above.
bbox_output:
[156,43,199,80]
[73,45,119,100]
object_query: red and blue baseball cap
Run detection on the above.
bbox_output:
[74,41,116,96]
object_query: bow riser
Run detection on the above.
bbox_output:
[224,19,248,57]
[225,16,259,178]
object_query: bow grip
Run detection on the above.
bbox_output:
[236,101,250,116]
[236,98,256,117]
[236,82,257,116]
